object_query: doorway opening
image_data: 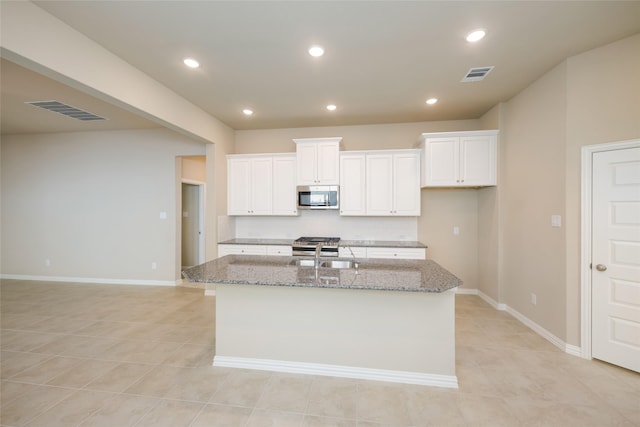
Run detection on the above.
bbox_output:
[182,181,205,269]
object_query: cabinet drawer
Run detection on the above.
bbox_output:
[266,245,293,256]
[365,247,426,260]
[218,244,267,257]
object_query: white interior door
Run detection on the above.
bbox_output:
[592,146,640,372]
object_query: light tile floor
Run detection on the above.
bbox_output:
[1,279,638,426]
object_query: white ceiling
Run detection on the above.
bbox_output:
[2,1,639,134]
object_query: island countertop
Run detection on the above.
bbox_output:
[182,255,461,293]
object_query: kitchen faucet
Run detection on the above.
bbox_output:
[314,242,324,269]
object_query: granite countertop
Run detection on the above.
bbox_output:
[339,240,427,249]
[218,238,294,246]
[182,255,461,293]
[218,238,427,249]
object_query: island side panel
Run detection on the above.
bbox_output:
[215,283,455,377]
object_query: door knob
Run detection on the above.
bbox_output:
[595,264,607,272]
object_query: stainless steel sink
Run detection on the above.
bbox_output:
[289,259,316,267]
[320,260,354,269]
[289,259,355,269]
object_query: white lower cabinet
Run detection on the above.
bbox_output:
[266,245,293,256]
[338,246,368,258]
[366,247,425,260]
[218,244,268,256]
[220,244,424,260]
[218,244,292,257]
[340,246,425,260]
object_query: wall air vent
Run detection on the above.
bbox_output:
[461,66,494,82]
[25,100,107,121]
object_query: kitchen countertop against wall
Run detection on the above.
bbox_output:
[219,238,427,249]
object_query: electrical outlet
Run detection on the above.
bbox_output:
[530,293,537,305]
[45,259,51,267]
[151,262,157,270]
[453,226,460,236]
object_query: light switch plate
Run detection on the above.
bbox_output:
[551,215,562,228]
[159,211,167,219]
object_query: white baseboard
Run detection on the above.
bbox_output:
[214,356,459,389]
[0,274,176,287]
[455,288,478,295]
[459,288,582,356]
[565,344,582,357]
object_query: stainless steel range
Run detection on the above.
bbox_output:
[292,236,340,257]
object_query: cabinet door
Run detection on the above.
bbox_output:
[296,143,318,185]
[422,137,459,186]
[393,152,421,216]
[250,157,273,215]
[272,155,298,216]
[366,153,394,216]
[339,153,366,216]
[316,141,340,184]
[460,135,496,186]
[227,158,252,215]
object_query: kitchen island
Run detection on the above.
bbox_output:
[183,255,462,388]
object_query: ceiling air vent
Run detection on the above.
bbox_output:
[25,100,107,121]
[461,66,494,82]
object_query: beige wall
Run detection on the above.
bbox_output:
[419,189,479,290]
[234,120,481,153]
[563,34,640,344]
[499,33,640,345]
[476,103,505,302]
[1,128,206,283]
[1,1,237,269]
[181,156,206,182]
[502,61,568,340]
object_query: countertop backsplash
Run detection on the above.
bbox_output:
[233,210,418,241]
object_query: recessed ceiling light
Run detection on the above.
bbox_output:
[242,109,253,116]
[183,58,200,68]
[466,29,486,43]
[426,98,438,105]
[308,45,325,57]
[326,104,337,111]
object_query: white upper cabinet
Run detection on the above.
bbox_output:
[366,150,421,216]
[227,154,297,216]
[228,155,272,215]
[393,151,422,215]
[339,153,367,216]
[420,130,498,187]
[272,154,298,216]
[293,137,341,185]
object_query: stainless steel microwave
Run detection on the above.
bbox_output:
[297,185,339,210]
